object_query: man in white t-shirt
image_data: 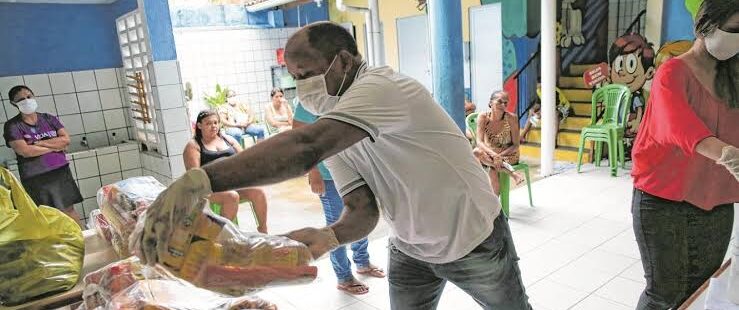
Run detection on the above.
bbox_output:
[143,22,531,309]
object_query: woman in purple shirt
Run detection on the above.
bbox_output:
[4,85,83,225]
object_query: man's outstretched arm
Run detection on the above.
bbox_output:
[203,118,369,192]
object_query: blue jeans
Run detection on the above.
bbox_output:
[319,180,370,283]
[388,214,531,310]
[225,125,265,142]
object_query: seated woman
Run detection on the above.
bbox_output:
[265,88,293,133]
[183,110,268,233]
[472,91,524,195]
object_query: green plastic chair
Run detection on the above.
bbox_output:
[210,199,261,228]
[576,84,632,177]
[498,163,534,217]
[466,112,479,146]
[263,115,278,136]
[467,112,534,216]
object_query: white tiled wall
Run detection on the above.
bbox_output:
[1,62,192,224]
[174,27,298,121]
[0,67,134,164]
[5,142,142,224]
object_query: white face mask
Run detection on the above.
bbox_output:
[17,98,38,115]
[296,55,347,115]
[704,28,739,61]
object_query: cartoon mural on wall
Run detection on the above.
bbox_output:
[655,40,693,68]
[557,0,610,74]
[559,0,585,48]
[608,33,655,137]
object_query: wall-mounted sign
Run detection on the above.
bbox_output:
[582,62,609,88]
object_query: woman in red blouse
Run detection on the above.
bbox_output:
[630,1,739,308]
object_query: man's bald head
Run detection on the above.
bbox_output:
[286,22,359,62]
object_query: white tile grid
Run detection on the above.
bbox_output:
[119,149,142,171]
[168,154,186,179]
[82,111,107,133]
[98,152,122,175]
[119,168,138,179]
[164,129,190,157]
[78,176,102,199]
[0,76,25,100]
[175,28,297,121]
[94,68,119,90]
[3,68,134,152]
[100,172,123,186]
[78,91,103,113]
[73,70,98,92]
[82,197,98,221]
[103,108,128,130]
[87,131,110,149]
[23,74,52,96]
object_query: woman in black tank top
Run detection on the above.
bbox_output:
[183,110,269,233]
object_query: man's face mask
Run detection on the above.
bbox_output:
[704,28,739,61]
[296,55,347,115]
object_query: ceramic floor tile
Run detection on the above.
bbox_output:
[567,249,637,277]
[437,285,482,310]
[556,217,630,248]
[547,262,616,293]
[527,278,589,310]
[597,231,641,260]
[339,301,380,310]
[618,261,646,284]
[594,277,644,308]
[570,294,632,310]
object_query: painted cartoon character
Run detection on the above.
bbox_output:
[608,33,655,137]
[655,40,693,69]
[559,0,585,48]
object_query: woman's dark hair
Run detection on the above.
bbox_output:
[194,109,219,142]
[270,87,284,98]
[8,85,33,104]
[694,0,738,108]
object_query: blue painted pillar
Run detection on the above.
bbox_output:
[141,0,177,61]
[427,0,465,130]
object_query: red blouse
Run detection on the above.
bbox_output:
[632,58,739,210]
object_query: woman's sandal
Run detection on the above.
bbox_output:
[356,266,386,278]
[337,280,369,295]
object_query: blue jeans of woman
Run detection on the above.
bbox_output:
[225,125,266,142]
[388,213,531,310]
[632,188,733,309]
[320,180,370,283]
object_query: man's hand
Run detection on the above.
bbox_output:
[136,168,212,265]
[286,227,340,259]
[717,145,739,182]
[308,169,325,196]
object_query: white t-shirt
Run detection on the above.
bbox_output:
[321,63,500,264]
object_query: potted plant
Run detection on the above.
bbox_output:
[203,84,230,109]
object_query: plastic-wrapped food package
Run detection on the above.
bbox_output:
[131,198,317,295]
[97,177,165,257]
[78,257,276,310]
[89,209,113,244]
[0,168,84,306]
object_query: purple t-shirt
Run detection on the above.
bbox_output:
[4,113,69,179]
